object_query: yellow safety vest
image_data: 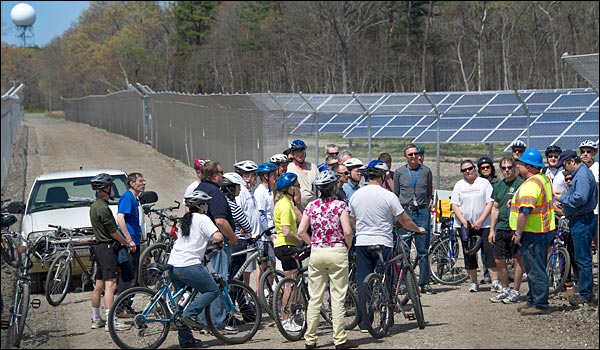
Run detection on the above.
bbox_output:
[509,173,555,233]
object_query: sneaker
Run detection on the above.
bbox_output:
[116,310,136,319]
[420,284,436,295]
[569,295,595,306]
[469,282,479,292]
[91,318,106,329]
[283,319,302,332]
[105,319,129,332]
[220,325,239,335]
[490,283,503,293]
[336,340,359,349]
[199,328,211,335]
[181,338,202,349]
[359,328,369,333]
[482,275,491,284]
[517,303,532,312]
[181,316,204,330]
[490,291,510,303]
[502,291,520,304]
[305,343,318,349]
[520,307,551,315]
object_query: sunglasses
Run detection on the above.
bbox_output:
[327,152,339,156]
[513,149,524,153]
[217,170,224,175]
[479,165,491,170]
[461,166,474,173]
[406,152,420,157]
[581,149,595,154]
[565,176,573,181]
[547,154,559,159]
[337,171,350,176]
[501,166,513,171]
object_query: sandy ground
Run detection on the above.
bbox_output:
[1,114,598,349]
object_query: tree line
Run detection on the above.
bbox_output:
[1,1,598,110]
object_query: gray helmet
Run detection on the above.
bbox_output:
[90,173,113,190]
[184,190,212,208]
[221,172,245,186]
[233,160,258,173]
[314,170,339,186]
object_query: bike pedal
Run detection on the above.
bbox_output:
[30,298,42,309]
[1,319,9,329]
[405,312,416,320]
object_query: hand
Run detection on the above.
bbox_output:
[488,231,495,244]
[417,227,426,235]
[512,233,521,246]
[128,240,136,253]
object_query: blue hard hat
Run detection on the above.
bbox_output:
[289,139,307,151]
[518,148,544,168]
[257,162,278,174]
[275,172,298,191]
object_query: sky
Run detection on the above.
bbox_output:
[1,1,89,47]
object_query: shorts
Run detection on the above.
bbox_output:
[275,245,300,272]
[257,240,276,263]
[493,230,521,260]
[95,242,119,281]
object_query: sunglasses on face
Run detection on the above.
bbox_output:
[461,166,474,173]
[565,176,573,182]
[327,152,339,156]
[513,149,524,153]
[406,153,419,157]
[581,149,594,154]
[501,166,513,171]
[337,171,350,176]
[547,154,559,159]
[479,165,491,170]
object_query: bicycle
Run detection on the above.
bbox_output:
[360,231,425,339]
[107,246,262,349]
[44,224,98,306]
[3,231,47,348]
[272,245,359,341]
[1,199,24,268]
[137,201,181,289]
[428,215,469,285]
[547,216,571,295]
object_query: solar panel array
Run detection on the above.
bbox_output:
[270,89,599,151]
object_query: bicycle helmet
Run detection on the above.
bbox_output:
[33,236,57,261]
[221,172,245,186]
[317,162,328,172]
[233,160,258,173]
[343,158,363,168]
[1,214,17,228]
[275,172,298,191]
[184,190,212,208]
[288,139,307,151]
[518,148,545,168]
[510,140,527,149]
[314,170,339,186]
[269,153,292,164]
[193,157,210,170]
[476,156,494,168]
[579,140,598,150]
[256,162,278,174]
[362,159,388,176]
[544,145,562,157]
[90,173,114,190]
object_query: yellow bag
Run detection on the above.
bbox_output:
[435,198,452,222]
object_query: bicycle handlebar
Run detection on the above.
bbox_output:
[48,224,90,236]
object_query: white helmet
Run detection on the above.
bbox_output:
[579,140,598,150]
[269,153,292,164]
[233,160,258,173]
[510,140,527,149]
[314,170,339,186]
[221,172,245,186]
[343,158,363,168]
[184,190,212,208]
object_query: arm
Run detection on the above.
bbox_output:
[451,203,468,228]
[230,202,252,237]
[297,214,312,245]
[210,230,224,244]
[512,210,531,246]
[282,225,302,246]
[116,213,136,252]
[340,211,353,248]
[473,201,493,230]
[395,212,426,234]
[489,202,499,244]
[215,218,237,243]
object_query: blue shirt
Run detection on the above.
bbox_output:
[343,182,362,200]
[117,190,142,245]
[560,164,598,217]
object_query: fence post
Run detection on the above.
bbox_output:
[352,93,372,161]
[514,90,530,147]
[299,92,319,162]
[423,90,442,190]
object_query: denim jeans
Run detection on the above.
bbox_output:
[355,245,393,330]
[198,248,229,328]
[169,263,219,345]
[520,231,554,309]
[568,213,597,300]
[397,207,431,286]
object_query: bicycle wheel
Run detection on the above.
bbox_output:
[138,242,169,289]
[272,276,307,341]
[108,286,170,349]
[1,233,19,268]
[206,280,261,344]
[45,252,72,306]
[547,247,571,295]
[360,273,392,339]
[258,267,284,320]
[344,282,359,330]
[428,237,468,285]
[404,265,425,329]
[8,281,30,348]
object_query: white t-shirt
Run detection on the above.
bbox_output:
[167,213,218,267]
[254,183,274,240]
[589,162,599,214]
[236,185,263,238]
[349,184,404,248]
[552,171,566,195]
[451,177,493,229]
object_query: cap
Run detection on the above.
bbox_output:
[556,150,577,168]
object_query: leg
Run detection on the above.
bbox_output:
[325,248,350,346]
[304,248,331,346]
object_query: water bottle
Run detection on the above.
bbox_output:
[178,288,192,307]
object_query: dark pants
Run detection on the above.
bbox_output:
[355,245,393,331]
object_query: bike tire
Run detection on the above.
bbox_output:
[138,242,169,289]
[206,280,262,345]
[547,246,571,295]
[45,253,72,306]
[1,234,19,268]
[360,272,392,339]
[272,276,307,342]
[257,267,284,320]
[428,237,468,285]
[108,286,170,350]
[344,281,359,330]
[80,262,98,292]
[404,265,425,329]
[8,281,30,348]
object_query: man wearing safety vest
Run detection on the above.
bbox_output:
[509,148,556,315]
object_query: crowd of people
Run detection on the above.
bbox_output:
[87,138,599,348]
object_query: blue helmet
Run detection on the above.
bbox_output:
[317,162,328,172]
[289,139,307,151]
[362,159,389,176]
[518,148,544,168]
[275,172,298,191]
[257,162,277,174]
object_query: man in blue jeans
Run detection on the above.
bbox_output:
[556,150,598,306]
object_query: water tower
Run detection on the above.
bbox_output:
[10,3,36,47]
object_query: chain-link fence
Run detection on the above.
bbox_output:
[1,95,24,188]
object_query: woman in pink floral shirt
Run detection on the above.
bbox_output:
[298,170,354,349]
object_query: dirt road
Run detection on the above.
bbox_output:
[1,114,598,349]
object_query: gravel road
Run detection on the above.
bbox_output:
[1,114,598,349]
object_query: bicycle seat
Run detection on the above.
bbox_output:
[147,262,173,273]
[367,245,383,253]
